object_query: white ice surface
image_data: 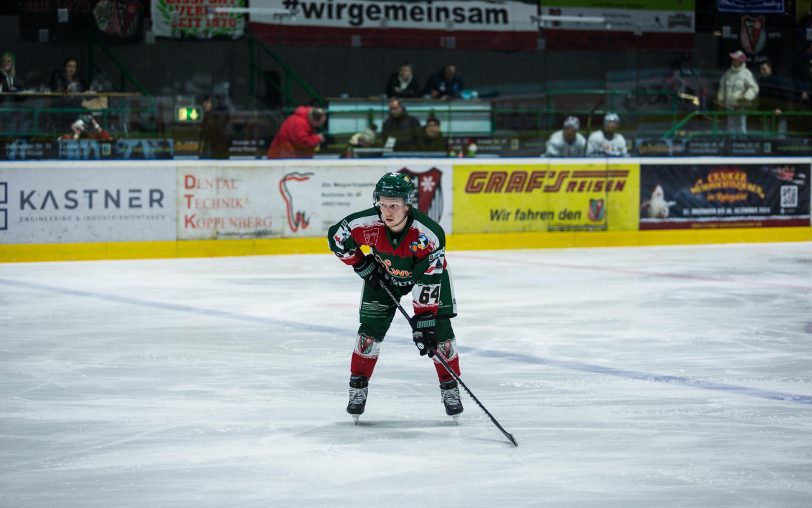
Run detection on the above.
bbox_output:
[1,243,811,507]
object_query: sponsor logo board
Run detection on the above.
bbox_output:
[0,165,176,244]
[178,162,453,240]
[453,162,639,233]
[639,163,810,229]
[179,166,280,240]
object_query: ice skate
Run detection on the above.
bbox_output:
[347,375,368,424]
[440,380,463,418]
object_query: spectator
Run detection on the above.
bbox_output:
[545,116,586,157]
[798,58,812,133]
[0,51,24,92]
[199,95,230,159]
[50,58,86,93]
[756,59,790,136]
[666,52,706,110]
[340,127,377,158]
[586,113,628,157]
[0,50,28,136]
[716,50,759,135]
[267,105,326,159]
[416,117,446,152]
[385,62,422,99]
[793,36,812,82]
[381,98,420,151]
[799,58,812,105]
[422,64,464,100]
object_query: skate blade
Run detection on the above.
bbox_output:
[451,414,460,425]
[352,414,360,425]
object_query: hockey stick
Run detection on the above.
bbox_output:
[378,282,518,447]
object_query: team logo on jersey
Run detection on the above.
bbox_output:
[279,172,313,233]
[363,228,379,245]
[588,199,605,222]
[409,232,429,254]
[333,221,350,249]
[397,167,443,223]
[740,15,766,55]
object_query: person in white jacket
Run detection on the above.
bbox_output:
[586,113,628,157]
[716,50,759,134]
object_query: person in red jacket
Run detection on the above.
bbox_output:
[267,106,326,159]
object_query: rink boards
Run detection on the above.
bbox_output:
[1,157,811,262]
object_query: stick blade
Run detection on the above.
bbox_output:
[507,433,518,447]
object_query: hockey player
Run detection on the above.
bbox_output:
[586,112,628,157]
[545,116,586,157]
[327,172,462,421]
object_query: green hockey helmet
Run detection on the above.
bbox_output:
[373,172,415,206]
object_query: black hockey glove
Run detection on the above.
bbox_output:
[353,254,393,291]
[410,313,438,357]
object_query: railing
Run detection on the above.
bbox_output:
[2,89,810,159]
[247,32,324,110]
[0,92,157,138]
[663,109,811,139]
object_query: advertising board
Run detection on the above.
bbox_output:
[453,161,640,233]
[639,162,810,229]
[177,161,453,240]
[0,164,176,244]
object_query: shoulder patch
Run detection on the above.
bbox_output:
[363,229,379,245]
[409,232,430,254]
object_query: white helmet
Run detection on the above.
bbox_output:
[603,112,620,126]
[563,116,580,129]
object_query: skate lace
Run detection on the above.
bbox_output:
[349,387,367,405]
[442,387,461,407]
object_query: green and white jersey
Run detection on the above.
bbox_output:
[328,207,452,317]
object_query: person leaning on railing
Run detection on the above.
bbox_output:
[46,58,88,137]
[422,64,464,100]
[666,52,707,110]
[385,61,422,99]
[0,50,28,135]
[0,51,24,93]
[49,58,86,93]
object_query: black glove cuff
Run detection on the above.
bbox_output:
[354,261,374,278]
[353,255,374,278]
[411,313,436,329]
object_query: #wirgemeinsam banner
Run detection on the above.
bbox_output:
[249,0,539,50]
[453,162,640,233]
